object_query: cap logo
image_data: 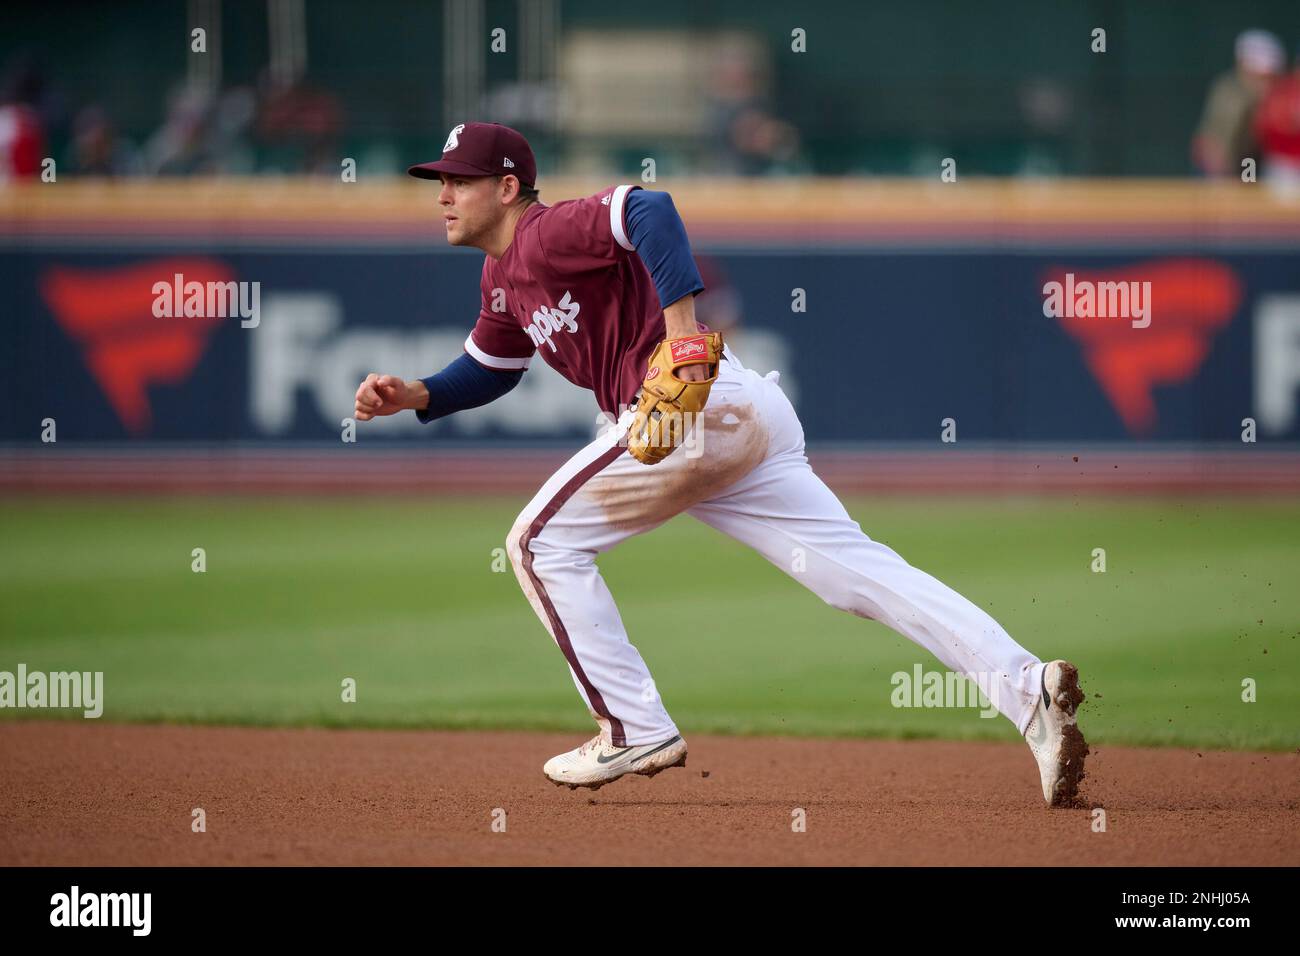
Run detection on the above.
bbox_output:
[443,124,465,153]
[503,157,514,168]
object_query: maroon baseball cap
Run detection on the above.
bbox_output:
[408,122,537,187]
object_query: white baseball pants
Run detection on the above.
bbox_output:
[506,348,1045,747]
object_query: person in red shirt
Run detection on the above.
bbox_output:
[0,102,43,180]
[355,123,1087,806]
[0,62,46,182]
[1255,46,1300,193]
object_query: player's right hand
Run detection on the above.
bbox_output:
[354,373,410,421]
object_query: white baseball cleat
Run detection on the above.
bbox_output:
[1023,660,1089,808]
[544,732,688,790]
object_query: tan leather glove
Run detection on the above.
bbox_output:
[626,332,724,465]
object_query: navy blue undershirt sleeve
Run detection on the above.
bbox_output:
[414,352,524,424]
[623,189,706,310]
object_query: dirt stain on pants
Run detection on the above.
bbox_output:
[587,401,770,532]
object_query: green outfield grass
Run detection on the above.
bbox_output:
[1,495,1296,751]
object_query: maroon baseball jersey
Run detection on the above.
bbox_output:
[463,184,692,417]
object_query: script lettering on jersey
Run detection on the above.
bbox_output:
[524,291,581,352]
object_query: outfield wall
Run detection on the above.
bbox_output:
[5,179,1300,448]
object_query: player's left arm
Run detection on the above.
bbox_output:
[622,189,710,382]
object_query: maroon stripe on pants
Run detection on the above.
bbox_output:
[519,445,629,746]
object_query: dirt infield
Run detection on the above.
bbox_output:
[1,722,1296,866]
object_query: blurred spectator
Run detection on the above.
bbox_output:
[0,58,48,181]
[707,48,804,176]
[255,75,343,175]
[1254,45,1300,196]
[144,85,218,175]
[67,106,142,177]
[1192,29,1284,177]
[1015,78,1072,176]
[209,87,257,174]
[143,83,256,176]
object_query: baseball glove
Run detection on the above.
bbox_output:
[626,331,724,465]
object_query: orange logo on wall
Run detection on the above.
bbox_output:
[1044,259,1241,435]
[41,259,233,435]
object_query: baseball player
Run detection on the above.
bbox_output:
[355,122,1088,807]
